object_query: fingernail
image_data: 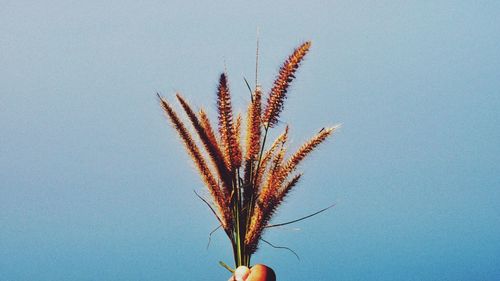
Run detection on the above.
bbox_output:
[234,266,250,281]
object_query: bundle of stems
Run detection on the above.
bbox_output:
[159,41,338,269]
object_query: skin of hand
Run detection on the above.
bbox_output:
[228,264,276,281]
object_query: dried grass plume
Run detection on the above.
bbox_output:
[158,41,339,269]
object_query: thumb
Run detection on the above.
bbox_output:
[234,266,251,281]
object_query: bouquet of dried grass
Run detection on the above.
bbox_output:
[158,41,338,271]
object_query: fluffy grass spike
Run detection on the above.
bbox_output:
[263,41,311,128]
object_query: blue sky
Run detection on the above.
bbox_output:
[1,1,499,280]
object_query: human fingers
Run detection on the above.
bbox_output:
[247,264,276,281]
[228,266,250,281]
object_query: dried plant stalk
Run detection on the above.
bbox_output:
[158,41,338,269]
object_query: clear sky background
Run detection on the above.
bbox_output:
[1,1,499,280]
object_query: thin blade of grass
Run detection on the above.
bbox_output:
[194,190,225,230]
[219,261,235,273]
[207,224,222,250]
[243,77,253,97]
[265,203,336,228]
[260,238,300,261]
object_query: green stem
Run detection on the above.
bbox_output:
[232,125,270,268]
[233,168,248,267]
[219,261,235,273]
[244,126,270,265]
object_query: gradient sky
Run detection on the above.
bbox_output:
[1,1,499,280]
